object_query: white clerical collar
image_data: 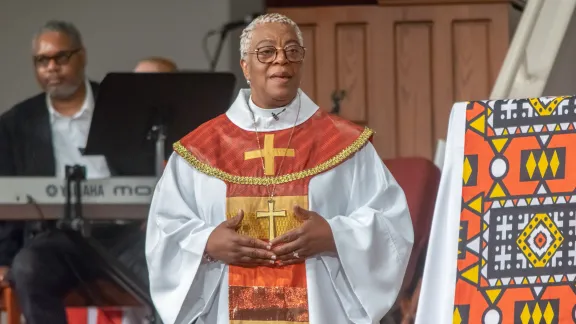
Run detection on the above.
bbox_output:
[226,88,319,132]
[46,79,94,123]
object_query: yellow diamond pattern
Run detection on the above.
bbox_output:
[463,157,472,184]
[533,303,543,324]
[538,151,549,178]
[526,152,537,179]
[517,213,564,267]
[525,150,564,179]
[520,304,531,324]
[453,308,462,324]
[519,302,557,324]
[544,302,555,324]
[458,225,462,256]
[550,151,560,177]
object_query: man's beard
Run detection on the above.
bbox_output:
[47,81,82,100]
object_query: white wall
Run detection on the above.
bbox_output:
[502,4,576,97]
[544,10,576,97]
[229,0,265,95]
[0,0,264,113]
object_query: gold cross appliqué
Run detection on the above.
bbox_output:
[244,134,295,175]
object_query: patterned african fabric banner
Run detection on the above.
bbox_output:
[453,96,576,323]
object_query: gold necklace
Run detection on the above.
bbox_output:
[249,93,301,203]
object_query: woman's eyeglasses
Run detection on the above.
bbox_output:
[248,45,306,64]
[33,49,81,68]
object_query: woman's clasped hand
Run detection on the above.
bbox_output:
[205,205,336,267]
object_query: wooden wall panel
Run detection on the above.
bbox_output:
[299,25,318,100]
[267,0,377,7]
[394,22,434,158]
[379,0,516,5]
[452,20,491,101]
[269,3,511,160]
[386,3,510,157]
[336,23,368,124]
[266,0,521,7]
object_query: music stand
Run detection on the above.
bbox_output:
[85,72,237,176]
[71,72,236,322]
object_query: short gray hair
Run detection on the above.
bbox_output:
[32,20,84,52]
[239,13,303,60]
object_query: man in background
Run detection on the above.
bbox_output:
[0,20,149,324]
[134,57,178,72]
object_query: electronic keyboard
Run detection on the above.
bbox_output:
[0,177,157,220]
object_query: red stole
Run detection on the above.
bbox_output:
[175,109,372,323]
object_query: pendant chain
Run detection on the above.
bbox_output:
[249,93,301,201]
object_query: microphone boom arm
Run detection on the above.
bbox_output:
[204,13,263,71]
[210,31,228,72]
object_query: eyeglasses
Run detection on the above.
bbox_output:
[248,45,306,64]
[34,49,81,68]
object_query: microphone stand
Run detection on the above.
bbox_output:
[331,90,346,115]
[147,114,166,178]
[210,31,228,72]
[206,14,261,71]
[59,165,90,236]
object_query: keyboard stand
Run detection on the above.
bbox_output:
[57,165,158,323]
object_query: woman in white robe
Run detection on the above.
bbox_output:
[145,13,414,324]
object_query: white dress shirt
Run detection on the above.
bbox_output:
[47,79,111,179]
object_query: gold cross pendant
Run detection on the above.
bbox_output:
[256,199,287,240]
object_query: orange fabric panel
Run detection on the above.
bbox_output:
[229,285,309,322]
[229,264,307,288]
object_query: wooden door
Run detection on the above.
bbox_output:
[383,4,510,159]
[269,4,511,159]
[268,6,385,149]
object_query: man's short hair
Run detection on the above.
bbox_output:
[32,20,83,51]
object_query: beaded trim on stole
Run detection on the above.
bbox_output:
[173,127,374,185]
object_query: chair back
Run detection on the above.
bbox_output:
[384,157,440,291]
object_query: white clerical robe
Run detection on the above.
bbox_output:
[145,89,414,324]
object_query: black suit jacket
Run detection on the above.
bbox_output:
[0,81,153,265]
[0,82,100,177]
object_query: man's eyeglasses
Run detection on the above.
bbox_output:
[33,49,81,68]
[248,45,306,64]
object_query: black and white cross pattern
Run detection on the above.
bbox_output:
[492,98,576,129]
[482,204,576,286]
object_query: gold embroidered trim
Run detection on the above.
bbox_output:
[173,127,374,185]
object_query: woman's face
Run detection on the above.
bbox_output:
[241,22,304,108]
